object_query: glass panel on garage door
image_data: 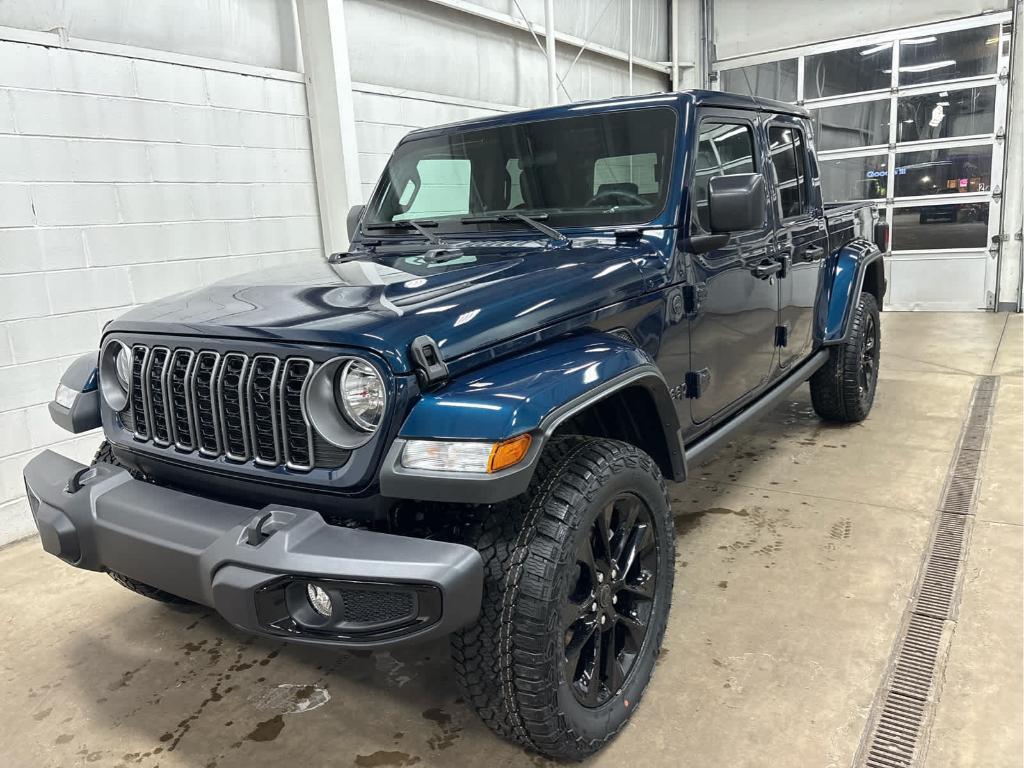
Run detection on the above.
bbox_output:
[720,59,798,102]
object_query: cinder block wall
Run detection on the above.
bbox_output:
[0,39,322,543]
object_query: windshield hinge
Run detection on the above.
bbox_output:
[410,335,449,389]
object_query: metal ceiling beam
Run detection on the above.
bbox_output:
[420,0,682,75]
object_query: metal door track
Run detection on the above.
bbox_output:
[856,375,999,768]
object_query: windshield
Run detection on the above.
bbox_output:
[363,106,677,234]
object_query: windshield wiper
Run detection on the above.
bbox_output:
[364,218,467,264]
[364,219,451,247]
[462,212,569,244]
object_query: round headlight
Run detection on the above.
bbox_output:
[337,359,385,431]
[114,343,132,389]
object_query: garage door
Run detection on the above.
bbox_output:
[715,12,1013,310]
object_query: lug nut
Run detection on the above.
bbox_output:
[597,573,604,584]
[600,615,606,626]
[612,595,617,605]
[611,567,618,579]
[591,601,598,612]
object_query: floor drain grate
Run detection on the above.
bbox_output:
[931,514,968,560]
[857,376,998,767]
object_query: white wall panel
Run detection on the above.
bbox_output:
[0,38,319,543]
[0,0,300,70]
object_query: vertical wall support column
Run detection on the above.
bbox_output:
[296,0,362,254]
[544,0,557,105]
[998,0,1024,311]
[671,0,679,90]
[628,0,634,94]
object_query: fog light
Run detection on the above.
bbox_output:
[306,583,332,617]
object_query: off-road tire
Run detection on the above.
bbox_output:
[450,436,675,760]
[92,441,194,606]
[810,291,880,423]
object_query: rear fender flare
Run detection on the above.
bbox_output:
[819,240,885,345]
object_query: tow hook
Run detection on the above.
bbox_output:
[244,510,296,546]
[65,467,98,494]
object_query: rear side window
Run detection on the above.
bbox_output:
[767,125,808,218]
[693,121,756,231]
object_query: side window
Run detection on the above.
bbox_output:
[693,121,756,231]
[393,158,472,220]
[767,125,808,218]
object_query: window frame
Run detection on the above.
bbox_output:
[688,113,764,236]
[764,120,813,222]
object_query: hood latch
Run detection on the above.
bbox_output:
[410,335,449,388]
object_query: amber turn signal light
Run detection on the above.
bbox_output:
[488,434,532,473]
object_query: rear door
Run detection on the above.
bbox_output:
[764,117,828,369]
[686,110,779,425]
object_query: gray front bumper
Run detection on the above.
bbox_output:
[23,450,483,648]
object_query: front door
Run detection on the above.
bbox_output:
[764,118,828,369]
[686,112,779,425]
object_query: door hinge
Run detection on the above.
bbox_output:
[775,325,789,347]
[682,282,707,316]
[685,368,711,398]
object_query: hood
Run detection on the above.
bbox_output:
[106,238,656,373]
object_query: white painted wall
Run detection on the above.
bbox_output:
[0,37,320,543]
[0,0,300,70]
[343,0,672,200]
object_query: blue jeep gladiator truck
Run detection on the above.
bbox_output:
[24,90,886,759]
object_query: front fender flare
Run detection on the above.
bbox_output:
[820,240,885,345]
[49,352,101,434]
[379,333,684,503]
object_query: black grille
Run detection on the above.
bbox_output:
[192,351,221,455]
[168,349,195,450]
[148,347,171,445]
[219,353,250,461]
[129,346,150,439]
[248,355,281,465]
[281,359,314,470]
[124,344,323,471]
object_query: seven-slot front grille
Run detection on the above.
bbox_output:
[122,345,319,471]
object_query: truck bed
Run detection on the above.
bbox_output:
[824,201,888,255]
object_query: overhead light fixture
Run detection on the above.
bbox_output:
[900,60,957,73]
[860,43,892,56]
[902,36,937,45]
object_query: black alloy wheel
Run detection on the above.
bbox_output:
[562,493,658,707]
[859,310,879,401]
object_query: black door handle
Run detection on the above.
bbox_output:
[751,260,782,279]
[804,245,825,259]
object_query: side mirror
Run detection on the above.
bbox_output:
[708,173,767,233]
[346,204,365,241]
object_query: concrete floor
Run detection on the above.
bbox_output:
[1,313,1020,768]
